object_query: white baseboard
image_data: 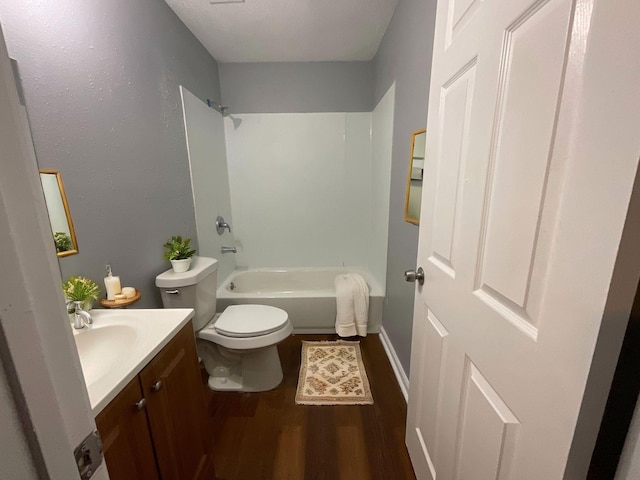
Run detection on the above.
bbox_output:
[379,326,409,402]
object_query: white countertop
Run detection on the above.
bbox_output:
[72,308,194,415]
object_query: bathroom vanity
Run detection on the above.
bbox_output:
[73,310,215,480]
[95,322,214,479]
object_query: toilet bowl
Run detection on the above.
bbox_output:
[197,305,292,391]
[156,256,292,392]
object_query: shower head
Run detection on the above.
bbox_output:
[206,98,229,116]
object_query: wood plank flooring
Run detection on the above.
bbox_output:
[203,334,417,480]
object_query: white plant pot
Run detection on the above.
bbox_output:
[171,258,191,273]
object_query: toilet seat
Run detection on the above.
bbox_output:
[212,304,289,338]
[197,308,293,351]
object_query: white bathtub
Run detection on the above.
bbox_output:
[216,268,384,334]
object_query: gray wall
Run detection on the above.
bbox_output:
[219,61,374,113]
[374,0,438,374]
[0,0,221,307]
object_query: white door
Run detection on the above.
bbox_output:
[0,24,108,479]
[406,0,640,479]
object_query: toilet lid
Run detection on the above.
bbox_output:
[214,305,289,338]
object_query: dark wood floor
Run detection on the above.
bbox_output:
[203,334,416,480]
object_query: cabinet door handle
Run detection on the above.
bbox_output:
[134,398,146,411]
[151,380,163,392]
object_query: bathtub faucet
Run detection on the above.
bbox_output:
[216,216,231,235]
[221,246,237,254]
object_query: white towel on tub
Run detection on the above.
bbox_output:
[335,274,356,336]
[352,273,370,336]
[335,273,370,337]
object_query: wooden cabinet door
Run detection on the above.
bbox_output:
[95,376,159,480]
[140,322,215,480]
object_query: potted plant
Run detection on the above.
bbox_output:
[62,276,100,315]
[54,231,73,252]
[163,235,196,273]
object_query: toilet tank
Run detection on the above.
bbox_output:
[155,256,218,331]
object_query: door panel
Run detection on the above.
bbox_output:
[407,301,444,480]
[419,309,450,456]
[430,60,476,277]
[476,0,572,331]
[446,0,482,47]
[95,377,159,480]
[455,361,519,480]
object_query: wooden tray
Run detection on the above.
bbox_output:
[99,289,141,309]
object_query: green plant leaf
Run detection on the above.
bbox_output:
[62,276,100,302]
[162,235,196,260]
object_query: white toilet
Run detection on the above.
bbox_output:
[155,256,292,392]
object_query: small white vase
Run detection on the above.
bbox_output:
[171,258,191,273]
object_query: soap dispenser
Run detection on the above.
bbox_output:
[104,264,122,301]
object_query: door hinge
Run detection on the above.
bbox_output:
[74,430,103,479]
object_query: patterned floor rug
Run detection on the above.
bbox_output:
[295,340,373,405]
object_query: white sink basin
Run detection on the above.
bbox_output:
[73,324,138,387]
[71,308,194,414]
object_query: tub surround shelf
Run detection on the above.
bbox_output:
[99,289,141,308]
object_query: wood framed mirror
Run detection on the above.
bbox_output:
[39,169,79,257]
[403,129,426,225]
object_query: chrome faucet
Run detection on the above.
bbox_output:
[221,246,237,254]
[73,301,93,329]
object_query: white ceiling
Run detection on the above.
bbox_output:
[164,0,398,63]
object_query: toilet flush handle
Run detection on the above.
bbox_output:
[164,289,180,295]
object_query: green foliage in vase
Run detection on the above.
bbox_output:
[163,235,196,261]
[54,231,73,252]
[62,276,100,303]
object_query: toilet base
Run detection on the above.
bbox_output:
[208,374,244,391]
[202,343,284,392]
